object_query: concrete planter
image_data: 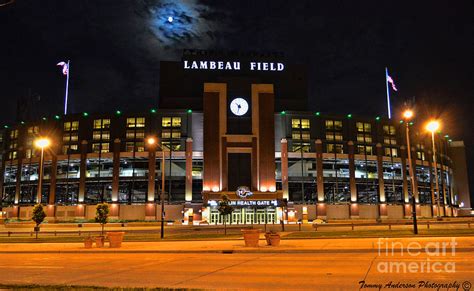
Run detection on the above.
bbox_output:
[269,234,281,247]
[84,237,94,249]
[264,233,272,245]
[241,229,260,247]
[95,236,105,248]
[107,232,125,248]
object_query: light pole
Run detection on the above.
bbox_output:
[426,120,441,219]
[34,137,51,203]
[402,110,418,234]
[147,137,166,239]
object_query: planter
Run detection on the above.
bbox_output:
[84,238,94,249]
[95,236,105,248]
[264,233,271,245]
[107,232,125,248]
[241,229,260,247]
[269,234,281,247]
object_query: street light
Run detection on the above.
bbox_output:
[34,137,51,203]
[402,109,418,234]
[425,120,442,219]
[147,136,167,239]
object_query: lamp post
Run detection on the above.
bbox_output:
[402,110,418,234]
[426,120,441,219]
[34,138,51,203]
[147,137,166,239]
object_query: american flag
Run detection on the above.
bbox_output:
[57,61,68,75]
[386,75,397,91]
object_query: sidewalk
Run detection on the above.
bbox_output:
[1,236,473,254]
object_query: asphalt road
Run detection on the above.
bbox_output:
[0,250,472,290]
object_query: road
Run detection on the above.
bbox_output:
[0,250,472,290]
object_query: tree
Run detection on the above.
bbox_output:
[217,194,234,235]
[95,203,109,236]
[32,204,46,239]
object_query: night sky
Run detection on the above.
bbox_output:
[0,1,473,201]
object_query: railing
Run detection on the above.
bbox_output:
[312,220,473,231]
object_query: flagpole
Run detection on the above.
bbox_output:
[385,67,391,119]
[64,60,70,115]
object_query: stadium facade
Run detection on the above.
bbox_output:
[0,50,471,223]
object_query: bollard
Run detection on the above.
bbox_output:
[8,231,11,237]
[427,222,430,229]
[351,224,354,231]
[388,224,392,231]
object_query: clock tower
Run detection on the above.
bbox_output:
[202,82,281,203]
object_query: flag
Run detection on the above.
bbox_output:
[386,75,397,91]
[57,61,68,75]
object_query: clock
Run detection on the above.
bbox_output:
[229,98,249,116]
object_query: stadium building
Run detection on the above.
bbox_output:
[0,50,471,223]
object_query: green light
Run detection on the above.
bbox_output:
[4,125,8,129]
[281,111,286,115]
[347,114,352,118]
[150,109,157,114]
[409,122,414,126]
[375,116,380,121]
[54,115,60,120]
[20,121,25,125]
[42,117,47,121]
[315,112,320,116]
[187,109,192,114]
[399,120,404,124]
[448,139,453,142]
[116,110,121,115]
[83,112,89,117]
[444,134,449,138]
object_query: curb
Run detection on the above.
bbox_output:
[1,247,474,254]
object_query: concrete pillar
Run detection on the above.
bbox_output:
[376,143,385,203]
[111,139,121,202]
[347,141,357,202]
[185,138,193,202]
[281,138,289,199]
[78,140,88,203]
[400,145,409,204]
[315,139,324,202]
[147,141,157,203]
[48,153,58,205]
[14,158,22,204]
[410,146,420,203]
[427,150,436,216]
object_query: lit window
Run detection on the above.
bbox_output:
[301,119,310,129]
[101,131,110,140]
[334,133,343,141]
[94,119,110,129]
[9,151,17,159]
[71,121,79,131]
[63,135,71,142]
[92,143,109,153]
[357,145,373,155]
[28,126,39,134]
[126,142,134,152]
[10,130,18,139]
[292,119,300,129]
[70,133,78,141]
[172,131,181,139]
[135,130,145,139]
[161,130,171,139]
[326,144,344,154]
[383,125,396,135]
[292,132,301,140]
[64,122,71,131]
[25,149,32,159]
[126,130,135,139]
[292,142,311,152]
[93,131,102,140]
[136,117,145,128]
[172,117,181,127]
[136,142,145,152]
[385,148,398,157]
[162,117,171,127]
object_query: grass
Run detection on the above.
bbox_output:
[0,284,196,291]
[285,228,474,239]
[0,228,473,243]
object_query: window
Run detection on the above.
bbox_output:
[25,149,33,158]
[127,117,146,128]
[92,143,109,153]
[93,119,110,129]
[162,117,181,128]
[301,119,310,129]
[93,131,109,140]
[126,142,134,152]
[292,142,311,152]
[291,119,300,129]
[9,142,17,149]
[385,148,398,157]
[357,134,372,143]
[10,130,18,139]
[383,125,396,135]
[384,137,397,145]
[326,132,343,141]
[64,121,79,131]
[356,122,371,133]
[326,120,342,131]
[357,145,373,155]
[62,144,78,154]
[9,151,17,159]
[326,143,344,154]
[28,126,39,134]
[161,130,171,139]
[293,132,310,140]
